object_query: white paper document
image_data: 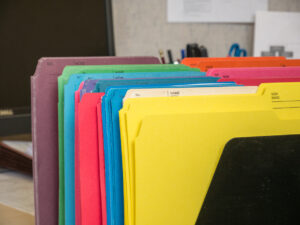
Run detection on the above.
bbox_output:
[167,0,268,23]
[254,11,300,58]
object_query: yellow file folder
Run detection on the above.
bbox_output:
[119,83,300,225]
[123,86,258,100]
[120,86,258,225]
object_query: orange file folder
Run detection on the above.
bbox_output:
[181,57,299,71]
[181,56,285,68]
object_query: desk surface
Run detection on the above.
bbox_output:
[0,134,34,224]
[0,170,34,215]
[0,203,34,225]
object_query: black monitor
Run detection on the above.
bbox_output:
[0,0,115,136]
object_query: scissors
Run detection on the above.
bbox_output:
[228,43,247,57]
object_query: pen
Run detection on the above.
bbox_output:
[181,49,185,60]
[167,50,174,64]
[159,50,166,64]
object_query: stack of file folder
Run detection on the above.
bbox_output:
[31,56,300,225]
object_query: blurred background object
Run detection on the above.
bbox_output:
[254,11,300,58]
[0,0,114,137]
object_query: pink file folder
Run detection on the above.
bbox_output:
[207,66,300,78]
[78,93,106,225]
[97,99,107,225]
[206,67,300,85]
[226,77,300,85]
[75,82,84,225]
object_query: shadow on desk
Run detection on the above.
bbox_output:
[0,203,34,225]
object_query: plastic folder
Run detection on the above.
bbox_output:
[31,56,159,225]
[80,79,101,99]
[119,82,300,225]
[76,76,221,225]
[93,80,237,225]
[181,56,285,69]
[61,65,200,225]
[182,57,300,72]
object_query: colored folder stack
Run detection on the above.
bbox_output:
[31,56,300,225]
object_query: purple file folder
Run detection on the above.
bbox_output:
[30,56,160,225]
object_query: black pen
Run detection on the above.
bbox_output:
[167,50,174,64]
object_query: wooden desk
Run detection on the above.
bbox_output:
[0,203,34,225]
[0,171,34,225]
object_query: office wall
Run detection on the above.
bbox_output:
[112,0,300,59]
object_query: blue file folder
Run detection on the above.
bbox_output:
[64,71,207,223]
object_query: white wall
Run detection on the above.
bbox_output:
[112,0,300,59]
